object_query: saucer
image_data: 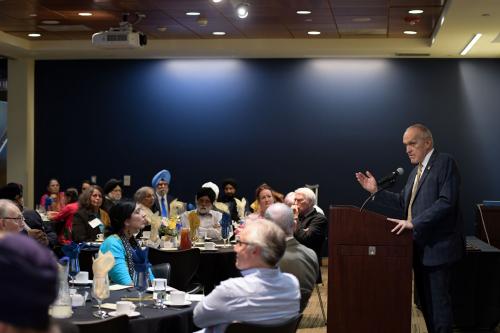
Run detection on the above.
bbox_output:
[72,279,92,285]
[165,300,192,307]
[199,248,217,251]
[109,311,140,318]
[146,286,175,293]
[159,247,178,251]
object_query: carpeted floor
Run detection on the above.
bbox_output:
[297,264,500,333]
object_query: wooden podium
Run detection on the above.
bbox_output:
[328,206,413,333]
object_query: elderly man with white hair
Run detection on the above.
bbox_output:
[193,219,300,333]
[265,203,319,312]
[293,187,328,266]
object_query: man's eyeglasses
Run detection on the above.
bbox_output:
[235,239,254,247]
[1,216,25,224]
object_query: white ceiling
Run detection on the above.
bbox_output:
[0,0,499,59]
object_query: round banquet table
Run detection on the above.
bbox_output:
[70,289,197,333]
[194,245,241,294]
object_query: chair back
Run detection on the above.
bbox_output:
[225,314,302,333]
[148,247,201,291]
[151,262,171,281]
[79,248,99,279]
[74,314,129,333]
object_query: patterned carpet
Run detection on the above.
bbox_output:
[297,264,500,333]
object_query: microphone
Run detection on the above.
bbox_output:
[360,167,404,212]
[377,167,404,186]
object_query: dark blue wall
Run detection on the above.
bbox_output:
[35,59,500,233]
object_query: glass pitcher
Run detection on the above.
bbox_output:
[50,257,73,318]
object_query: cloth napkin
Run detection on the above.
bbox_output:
[61,242,81,259]
[149,213,162,242]
[132,246,150,273]
[220,213,232,239]
[92,250,115,278]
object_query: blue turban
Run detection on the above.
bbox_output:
[152,169,171,188]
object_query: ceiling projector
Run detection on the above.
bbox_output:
[91,13,147,49]
[92,30,147,49]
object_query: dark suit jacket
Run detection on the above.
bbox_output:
[151,194,175,216]
[376,150,464,266]
[72,208,110,243]
[294,208,328,265]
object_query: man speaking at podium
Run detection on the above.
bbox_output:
[355,123,464,333]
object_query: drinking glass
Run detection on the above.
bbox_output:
[133,270,150,307]
[222,225,233,248]
[68,257,80,285]
[91,276,109,319]
[152,278,168,309]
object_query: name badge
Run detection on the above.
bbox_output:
[89,218,103,229]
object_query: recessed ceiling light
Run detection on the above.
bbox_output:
[78,12,93,16]
[304,18,312,22]
[403,30,417,35]
[408,9,424,14]
[212,31,226,36]
[236,3,249,19]
[296,10,311,15]
[41,20,60,25]
[28,33,41,37]
[186,12,201,16]
[308,31,321,35]
[211,0,223,3]
[352,17,371,22]
[157,27,168,32]
[29,13,37,17]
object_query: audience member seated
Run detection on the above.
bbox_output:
[134,186,157,226]
[201,182,230,215]
[101,178,123,213]
[0,186,52,247]
[40,178,66,212]
[100,201,147,285]
[180,187,222,241]
[47,188,79,245]
[266,203,319,312]
[72,186,110,243]
[293,187,327,267]
[81,179,93,193]
[151,169,175,218]
[219,178,248,222]
[284,191,325,223]
[246,183,283,221]
[193,219,300,333]
[0,233,58,333]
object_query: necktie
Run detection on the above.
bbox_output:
[407,163,423,223]
[160,197,167,218]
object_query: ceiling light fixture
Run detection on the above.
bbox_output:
[211,0,223,3]
[186,12,201,16]
[212,31,226,35]
[460,33,482,56]
[408,9,424,14]
[236,3,249,19]
[352,17,371,22]
[296,10,311,15]
[41,20,60,25]
[403,30,417,35]
[308,31,321,35]
[28,33,41,37]
[78,12,93,16]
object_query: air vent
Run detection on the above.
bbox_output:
[38,25,91,32]
[395,53,431,57]
[106,33,128,42]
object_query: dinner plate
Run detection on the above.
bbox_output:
[164,300,192,307]
[109,311,140,318]
[159,247,178,251]
[72,279,92,285]
[198,248,218,251]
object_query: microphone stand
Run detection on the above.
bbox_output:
[359,179,396,212]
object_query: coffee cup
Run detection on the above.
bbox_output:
[204,242,216,250]
[170,291,186,305]
[96,233,104,241]
[116,301,136,315]
[75,271,89,282]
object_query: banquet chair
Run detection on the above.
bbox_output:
[74,314,129,333]
[151,262,171,281]
[225,314,302,333]
[148,247,203,293]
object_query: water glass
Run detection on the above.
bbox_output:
[91,276,109,319]
[152,278,168,309]
[133,270,150,307]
